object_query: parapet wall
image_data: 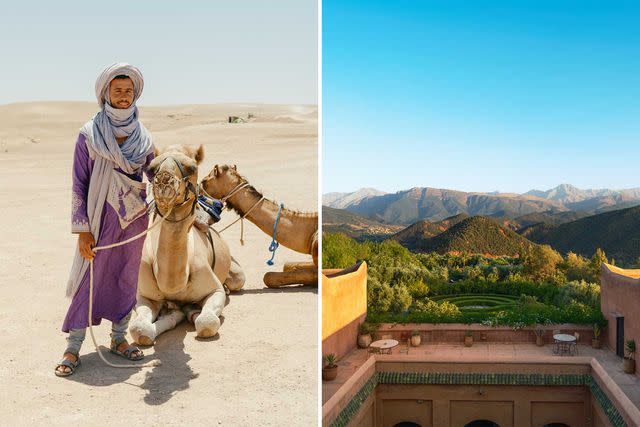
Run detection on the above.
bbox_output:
[322,262,368,361]
[322,356,640,427]
[371,323,595,345]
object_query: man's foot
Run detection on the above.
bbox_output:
[55,352,80,377]
[110,339,144,360]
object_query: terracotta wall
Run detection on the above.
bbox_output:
[322,262,368,361]
[376,386,592,427]
[600,263,640,378]
[371,323,595,345]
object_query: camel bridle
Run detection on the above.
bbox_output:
[200,178,266,245]
[152,156,198,222]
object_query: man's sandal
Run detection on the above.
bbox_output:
[55,353,81,377]
[110,339,144,361]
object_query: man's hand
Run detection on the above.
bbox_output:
[78,232,96,260]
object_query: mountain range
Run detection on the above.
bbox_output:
[323,184,640,225]
[323,185,640,264]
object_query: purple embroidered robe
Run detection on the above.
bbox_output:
[62,133,154,332]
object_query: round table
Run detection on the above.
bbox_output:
[553,334,577,356]
[370,339,398,354]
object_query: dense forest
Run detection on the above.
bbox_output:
[323,233,614,327]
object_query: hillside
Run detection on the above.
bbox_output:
[514,210,589,229]
[524,206,640,264]
[391,213,469,249]
[322,206,403,240]
[399,216,536,256]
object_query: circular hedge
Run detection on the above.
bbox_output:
[431,293,518,314]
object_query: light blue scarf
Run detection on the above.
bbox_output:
[80,62,153,174]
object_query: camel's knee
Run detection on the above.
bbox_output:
[225,257,245,292]
[225,270,245,292]
[195,312,221,338]
[129,317,156,345]
[196,290,225,337]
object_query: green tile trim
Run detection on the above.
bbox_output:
[328,372,629,427]
[589,377,629,427]
[377,371,590,386]
[329,374,378,427]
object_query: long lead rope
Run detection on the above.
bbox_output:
[86,201,176,369]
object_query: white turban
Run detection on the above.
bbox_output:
[94,62,145,108]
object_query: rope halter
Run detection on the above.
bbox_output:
[152,156,198,222]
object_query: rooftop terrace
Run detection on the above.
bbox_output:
[323,343,640,408]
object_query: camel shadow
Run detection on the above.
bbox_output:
[140,322,195,405]
[139,311,227,404]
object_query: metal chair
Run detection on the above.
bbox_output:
[570,332,580,355]
[552,329,561,354]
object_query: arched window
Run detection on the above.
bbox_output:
[464,421,501,427]
[543,424,570,427]
[393,423,422,427]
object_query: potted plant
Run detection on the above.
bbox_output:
[534,325,544,347]
[410,330,421,347]
[623,339,636,374]
[322,353,338,381]
[464,331,473,347]
[357,322,372,348]
[592,323,603,349]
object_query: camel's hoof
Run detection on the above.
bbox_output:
[197,328,216,338]
[195,313,221,338]
[137,335,154,346]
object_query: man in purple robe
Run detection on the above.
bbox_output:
[55,63,155,377]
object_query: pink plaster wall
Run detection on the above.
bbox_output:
[600,263,640,378]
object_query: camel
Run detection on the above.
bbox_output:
[129,145,245,344]
[200,164,318,287]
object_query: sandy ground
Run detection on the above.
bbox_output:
[0,102,318,426]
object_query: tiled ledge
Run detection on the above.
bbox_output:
[322,355,640,427]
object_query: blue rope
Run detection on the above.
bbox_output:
[267,203,284,266]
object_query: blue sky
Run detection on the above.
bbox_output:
[323,1,640,194]
[0,1,317,105]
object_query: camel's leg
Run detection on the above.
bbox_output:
[283,262,316,272]
[264,267,318,287]
[189,268,226,338]
[153,308,186,338]
[224,255,245,292]
[194,289,226,338]
[129,296,163,346]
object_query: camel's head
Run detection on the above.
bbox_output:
[148,144,204,215]
[200,164,242,200]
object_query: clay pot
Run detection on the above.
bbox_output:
[535,335,544,347]
[357,333,372,349]
[623,358,635,374]
[592,338,602,349]
[323,365,338,381]
[410,335,421,347]
[464,336,473,347]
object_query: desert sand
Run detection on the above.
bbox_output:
[0,102,318,426]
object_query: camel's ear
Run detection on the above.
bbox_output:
[213,165,219,177]
[153,145,160,157]
[232,164,237,171]
[194,145,204,164]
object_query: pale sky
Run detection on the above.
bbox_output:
[0,1,317,105]
[324,1,640,194]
